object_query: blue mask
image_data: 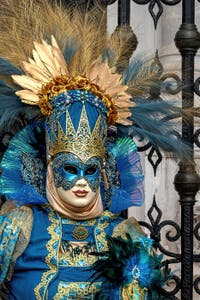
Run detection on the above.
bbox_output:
[52,153,102,192]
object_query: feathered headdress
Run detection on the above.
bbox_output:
[0,0,187,211]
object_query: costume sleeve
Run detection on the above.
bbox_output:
[92,217,170,300]
[0,206,33,284]
[0,214,20,284]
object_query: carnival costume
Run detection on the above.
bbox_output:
[0,1,186,299]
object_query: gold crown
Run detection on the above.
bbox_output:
[46,106,105,162]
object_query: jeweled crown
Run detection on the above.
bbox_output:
[46,105,105,163]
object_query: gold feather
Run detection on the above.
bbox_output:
[32,50,48,71]
[0,0,137,125]
[86,62,133,113]
[116,116,132,126]
[12,75,42,93]
[33,41,59,77]
[51,36,69,75]
[21,61,50,82]
[15,90,40,105]
[110,26,137,73]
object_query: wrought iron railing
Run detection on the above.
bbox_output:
[0,0,199,299]
[93,1,200,299]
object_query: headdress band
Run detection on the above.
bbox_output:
[39,75,117,124]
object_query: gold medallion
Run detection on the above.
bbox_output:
[72,226,89,240]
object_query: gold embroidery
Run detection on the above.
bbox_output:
[59,211,115,266]
[59,241,97,267]
[1,206,33,281]
[94,211,116,252]
[112,217,145,240]
[47,106,105,162]
[54,281,102,300]
[122,281,148,300]
[61,218,96,226]
[72,226,89,240]
[34,207,61,300]
[34,209,117,297]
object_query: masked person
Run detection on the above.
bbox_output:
[0,1,184,299]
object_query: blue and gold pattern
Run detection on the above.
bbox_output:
[0,206,33,284]
[0,205,167,299]
[0,214,22,284]
[54,281,102,300]
[34,206,61,300]
[122,281,148,300]
[0,2,181,299]
[46,94,107,162]
[59,241,97,267]
[34,206,120,299]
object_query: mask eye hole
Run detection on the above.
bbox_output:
[85,165,98,175]
[64,165,78,174]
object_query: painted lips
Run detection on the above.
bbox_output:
[73,190,89,197]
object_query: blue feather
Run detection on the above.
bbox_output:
[63,36,80,64]
[117,100,192,158]
[0,80,15,94]
[0,90,24,131]
[92,234,171,300]
[109,137,144,213]
[0,121,46,206]
[0,80,40,133]
[102,48,115,65]
[0,58,23,75]
[122,57,144,85]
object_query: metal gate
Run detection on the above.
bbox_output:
[63,1,200,299]
[0,0,200,299]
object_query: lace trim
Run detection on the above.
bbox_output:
[53,281,102,300]
[34,206,61,300]
[95,210,115,252]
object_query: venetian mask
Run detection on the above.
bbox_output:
[52,152,102,207]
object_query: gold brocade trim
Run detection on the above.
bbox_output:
[1,206,33,281]
[34,207,61,300]
[59,211,115,267]
[112,217,145,240]
[61,218,96,226]
[59,241,97,267]
[94,211,116,252]
[34,209,116,297]
[53,281,102,300]
[122,281,148,300]
[38,75,117,124]
[72,226,89,240]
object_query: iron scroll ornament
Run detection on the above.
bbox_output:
[194,276,200,295]
[132,0,181,29]
[194,220,200,294]
[139,197,182,298]
[135,50,183,176]
[194,76,200,97]
[144,171,200,299]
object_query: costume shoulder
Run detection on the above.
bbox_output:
[112,216,145,239]
[0,203,33,283]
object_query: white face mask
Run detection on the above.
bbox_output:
[52,152,102,208]
[56,177,98,208]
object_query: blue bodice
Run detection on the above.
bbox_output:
[5,205,122,300]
